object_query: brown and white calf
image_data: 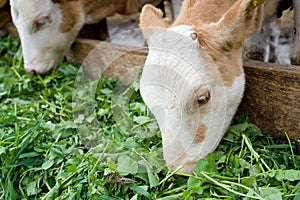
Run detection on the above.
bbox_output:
[139,0,265,173]
[9,0,143,75]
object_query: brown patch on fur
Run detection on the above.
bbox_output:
[193,123,207,143]
[82,0,140,24]
[58,1,82,33]
[122,0,141,14]
[183,161,197,172]
[199,37,244,87]
[173,0,237,26]
[186,120,207,144]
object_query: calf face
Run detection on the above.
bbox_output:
[10,0,84,74]
[140,0,264,173]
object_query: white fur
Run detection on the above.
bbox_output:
[140,25,245,172]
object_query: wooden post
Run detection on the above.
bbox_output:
[238,60,300,144]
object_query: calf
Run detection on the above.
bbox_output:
[139,0,264,173]
[10,0,142,75]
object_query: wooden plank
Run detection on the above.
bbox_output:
[71,39,300,144]
[71,38,147,81]
[238,60,300,142]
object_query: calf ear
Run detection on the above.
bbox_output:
[140,4,170,40]
[198,0,264,51]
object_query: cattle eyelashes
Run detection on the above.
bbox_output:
[195,91,210,107]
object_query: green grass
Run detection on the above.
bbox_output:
[0,35,300,200]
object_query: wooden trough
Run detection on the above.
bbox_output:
[72,38,300,147]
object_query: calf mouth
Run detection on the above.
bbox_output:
[25,67,55,75]
[24,59,61,75]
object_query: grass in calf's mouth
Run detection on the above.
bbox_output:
[0,35,300,199]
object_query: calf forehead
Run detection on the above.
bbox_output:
[146,25,217,89]
[11,0,53,19]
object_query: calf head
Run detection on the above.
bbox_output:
[10,0,84,74]
[140,0,264,173]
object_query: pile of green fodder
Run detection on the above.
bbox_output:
[0,35,299,200]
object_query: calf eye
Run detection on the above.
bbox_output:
[195,90,210,107]
[35,16,52,31]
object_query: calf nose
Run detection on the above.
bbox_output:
[25,67,38,75]
[30,69,38,75]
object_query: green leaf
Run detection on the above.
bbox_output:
[116,155,138,175]
[42,159,54,170]
[0,146,5,155]
[187,177,203,195]
[26,181,38,196]
[128,184,152,200]
[259,187,282,200]
[19,152,40,159]
[6,178,17,200]
[156,193,183,200]
[195,153,217,175]
[99,196,118,200]
[68,164,77,172]
[133,116,150,124]
[206,153,217,173]
[241,177,257,187]
[195,159,207,174]
[147,171,159,188]
[283,170,300,181]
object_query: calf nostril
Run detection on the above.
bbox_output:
[31,69,37,75]
[24,67,37,75]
